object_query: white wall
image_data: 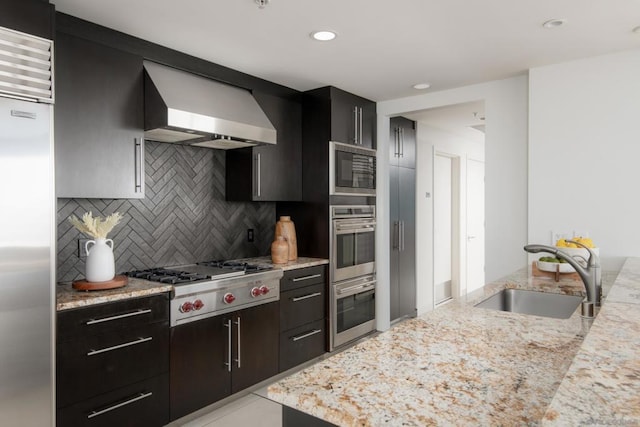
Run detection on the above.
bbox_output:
[376,75,528,329]
[529,49,640,271]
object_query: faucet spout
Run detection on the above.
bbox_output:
[524,243,601,307]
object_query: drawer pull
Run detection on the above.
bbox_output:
[292,329,322,342]
[87,336,153,356]
[87,391,153,419]
[86,309,152,325]
[291,292,322,302]
[292,273,322,282]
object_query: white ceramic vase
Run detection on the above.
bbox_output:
[85,238,115,282]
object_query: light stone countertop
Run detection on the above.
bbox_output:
[56,278,172,311]
[56,257,328,311]
[235,256,329,271]
[542,257,640,426]
[267,260,639,426]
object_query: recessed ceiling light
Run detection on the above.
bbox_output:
[542,19,567,29]
[412,83,431,90]
[311,31,337,41]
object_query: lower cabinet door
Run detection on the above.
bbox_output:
[57,374,169,427]
[280,319,326,372]
[231,302,279,393]
[170,317,231,421]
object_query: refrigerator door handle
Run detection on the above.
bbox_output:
[392,221,399,250]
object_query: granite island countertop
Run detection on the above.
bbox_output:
[56,257,328,311]
[268,260,640,426]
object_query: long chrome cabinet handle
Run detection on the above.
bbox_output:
[134,138,143,192]
[400,221,405,251]
[291,292,322,302]
[87,336,152,356]
[359,107,363,145]
[292,329,322,342]
[225,319,232,372]
[87,391,153,419]
[235,317,241,368]
[86,309,152,325]
[252,154,257,197]
[256,153,261,198]
[400,128,404,157]
[292,273,322,282]
[353,106,359,144]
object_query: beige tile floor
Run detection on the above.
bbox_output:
[180,393,282,427]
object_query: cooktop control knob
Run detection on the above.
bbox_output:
[250,287,261,298]
[223,293,236,304]
[193,299,204,310]
[180,301,194,313]
[259,286,270,295]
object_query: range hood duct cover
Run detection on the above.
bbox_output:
[143,61,276,148]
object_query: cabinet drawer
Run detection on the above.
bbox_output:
[279,319,326,372]
[57,322,169,408]
[280,283,325,331]
[57,374,169,427]
[57,294,169,342]
[281,265,326,292]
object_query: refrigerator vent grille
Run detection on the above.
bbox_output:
[0,26,53,103]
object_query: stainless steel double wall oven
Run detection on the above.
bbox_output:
[330,205,376,350]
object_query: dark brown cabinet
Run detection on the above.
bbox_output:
[170,301,279,421]
[54,32,145,199]
[0,0,54,40]
[305,86,376,149]
[226,91,302,202]
[56,294,170,427]
[279,265,327,372]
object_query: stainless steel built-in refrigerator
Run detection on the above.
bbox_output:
[390,116,417,321]
[0,25,55,426]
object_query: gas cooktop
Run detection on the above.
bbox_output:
[124,260,273,285]
[123,260,282,327]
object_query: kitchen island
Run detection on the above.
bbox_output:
[268,259,640,426]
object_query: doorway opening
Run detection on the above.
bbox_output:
[404,100,485,306]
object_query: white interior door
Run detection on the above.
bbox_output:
[466,159,485,292]
[434,154,452,304]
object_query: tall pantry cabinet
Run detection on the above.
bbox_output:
[389,116,417,321]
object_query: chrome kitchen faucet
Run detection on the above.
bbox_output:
[524,240,602,318]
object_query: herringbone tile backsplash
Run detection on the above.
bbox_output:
[57,141,275,282]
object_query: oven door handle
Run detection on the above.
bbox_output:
[336,280,376,297]
[335,225,376,234]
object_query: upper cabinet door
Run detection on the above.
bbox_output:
[389,116,415,169]
[226,91,302,202]
[0,0,54,40]
[55,33,144,199]
[329,87,376,149]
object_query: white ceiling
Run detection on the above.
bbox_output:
[404,100,486,143]
[50,0,640,101]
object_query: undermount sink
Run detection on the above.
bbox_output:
[475,288,583,319]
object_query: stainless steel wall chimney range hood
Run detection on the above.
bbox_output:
[143,61,277,149]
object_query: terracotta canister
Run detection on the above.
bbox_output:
[275,216,297,261]
[271,236,289,264]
